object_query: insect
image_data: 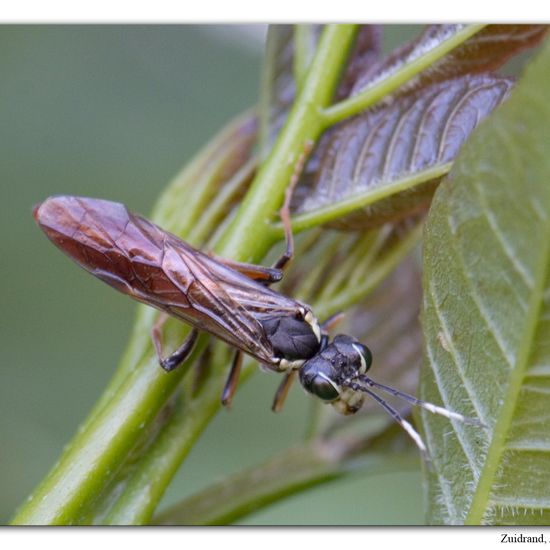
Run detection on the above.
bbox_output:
[34,194,481,459]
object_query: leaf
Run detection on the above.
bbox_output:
[152,423,417,526]
[291,25,547,231]
[421,37,550,525]
[152,110,257,242]
[258,25,297,155]
[294,75,513,230]
[353,25,548,97]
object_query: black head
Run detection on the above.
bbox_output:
[296,334,482,460]
[298,334,373,409]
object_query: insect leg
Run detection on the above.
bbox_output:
[321,312,346,332]
[272,185,295,272]
[271,370,297,413]
[152,313,199,372]
[210,256,284,284]
[221,350,244,407]
[272,142,313,272]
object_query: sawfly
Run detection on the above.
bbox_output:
[34,194,481,459]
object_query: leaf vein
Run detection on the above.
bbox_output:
[428,278,488,426]
[444,212,517,366]
[470,167,535,292]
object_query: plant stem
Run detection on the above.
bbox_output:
[293,25,314,89]
[216,24,358,262]
[11,336,208,525]
[102,356,255,525]
[99,25,360,524]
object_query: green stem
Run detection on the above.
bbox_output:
[280,163,452,236]
[11,336,208,525]
[322,24,487,126]
[293,25,314,90]
[216,24,358,262]
[100,26,359,524]
[103,356,255,525]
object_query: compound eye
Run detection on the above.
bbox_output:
[353,343,373,371]
[305,374,340,402]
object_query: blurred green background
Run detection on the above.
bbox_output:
[0,25,423,524]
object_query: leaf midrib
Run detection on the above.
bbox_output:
[465,194,550,524]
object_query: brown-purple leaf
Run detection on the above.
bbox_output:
[294,75,514,230]
[353,24,548,97]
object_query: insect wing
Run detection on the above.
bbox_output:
[162,241,322,367]
[34,196,191,307]
[34,196,303,366]
[160,236,281,365]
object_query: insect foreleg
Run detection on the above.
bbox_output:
[152,313,199,372]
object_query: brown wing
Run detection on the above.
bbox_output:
[34,195,304,366]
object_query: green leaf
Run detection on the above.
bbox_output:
[152,427,417,526]
[421,37,550,524]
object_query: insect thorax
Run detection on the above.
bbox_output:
[260,308,321,369]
